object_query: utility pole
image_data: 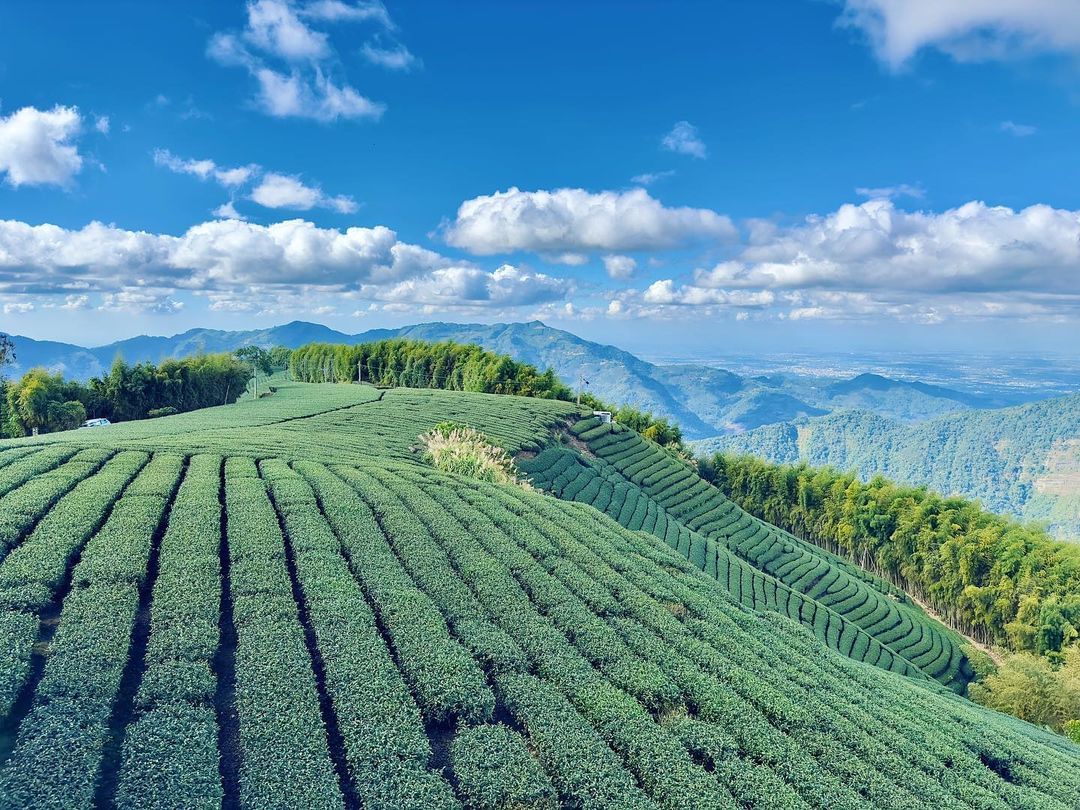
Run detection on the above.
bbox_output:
[358,362,363,384]
[577,372,589,406]
[252,366,258,400]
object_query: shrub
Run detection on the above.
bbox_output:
[420,426,531,489]
[451,724,556,809]
[968,647,1080,734]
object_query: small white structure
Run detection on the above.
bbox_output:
[80,418,111,428]
[592,410,612,424]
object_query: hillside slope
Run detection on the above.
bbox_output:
[520,419,973,692]
[0,381,1075,807]
[696,393,1080,539]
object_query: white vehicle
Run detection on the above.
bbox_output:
[80,418,111,428]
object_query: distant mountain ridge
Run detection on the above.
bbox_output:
[1,319,1039,439]
[694,394,1080,539]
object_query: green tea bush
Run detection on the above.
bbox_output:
[451,724,557,810]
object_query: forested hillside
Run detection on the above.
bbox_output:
[696,394,1080,539]
[0,380,1076,807]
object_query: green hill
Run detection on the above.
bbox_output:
[694,394,1080,539]
[0,380,1075,808]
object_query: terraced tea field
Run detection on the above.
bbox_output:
[0,382,1076,808]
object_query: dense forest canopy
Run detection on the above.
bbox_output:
[700,452,1080,660]
[0,353,250,437]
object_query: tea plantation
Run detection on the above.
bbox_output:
[520,417,974,692]
[0,380,1076,809]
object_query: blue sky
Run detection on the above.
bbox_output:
[1,0,1079,356]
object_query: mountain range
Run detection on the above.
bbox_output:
[3,320,1035,439]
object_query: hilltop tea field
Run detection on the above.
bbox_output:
[0,379,1076,809]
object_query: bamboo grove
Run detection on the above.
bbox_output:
[701,453,1080,661]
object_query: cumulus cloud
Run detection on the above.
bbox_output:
[445,187,735,255]
[208,0,390,122]
[0,105,84,188]
[603,198,1080,322]
[661,121,706,159]
[249,172,357,213]
[717,199,1080,295]
[602,255,637,279]
[94,115,110,134]
[0,216,575,315]
[839,0,1080,69]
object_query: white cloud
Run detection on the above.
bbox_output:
[0,217,575,317]
[153,149,258,187]
[363,264,571,309]
[250,173,321,208]
[302,0,393,28]
[602,197,1080,323]
[602,255,637,279]
[94,115,110,134]
[641,280,775,308]
[543,253,588,266]
[3,301,34,314]
[212,201,246,220]
[661,121,706,159]
[718,199,1080,295]
[445,187,735,255]
[155,150,351,214]
[249,172,357,213]
[209,1,389,122]
[60,294,90,310]
[361,41,419,70]
[1000,120,1037,137]
[602,282,775,320]
[839,0,1080,69]
[855,183,924,200]
[0,105,84,188]
[100,289,184,314]
[253,66,385,121]
[630,169,676,186]
[244,0,329,61]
